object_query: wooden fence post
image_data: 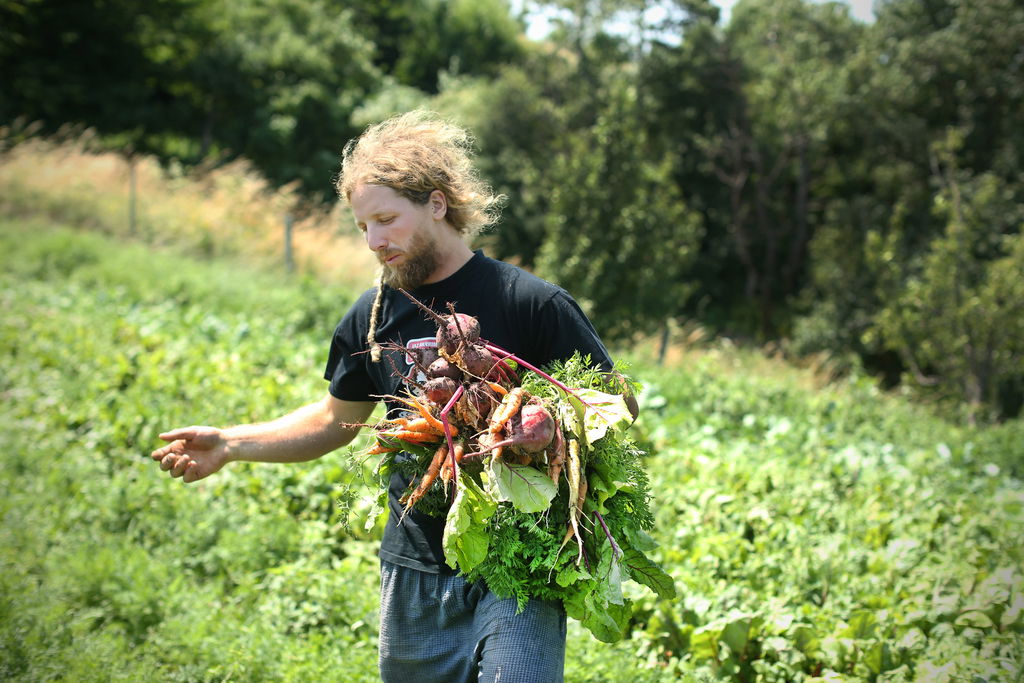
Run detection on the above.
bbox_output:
[284,212,295,273]
[128,155,137,236]
[658,321,669,366]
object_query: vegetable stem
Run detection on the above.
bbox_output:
[440,384,465,493]
[595,511,621,560]
[485,344,580,400]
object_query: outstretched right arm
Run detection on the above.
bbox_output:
[150,394,376,483]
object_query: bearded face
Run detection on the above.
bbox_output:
[380,227,442,291]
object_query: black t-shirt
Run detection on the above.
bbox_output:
[323,250,613,573]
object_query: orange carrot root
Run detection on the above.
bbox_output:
[400,418,442,434]
[488,387,524,435]
[402,443,448,511]
[380,429,442,444]
[486,381,508,396]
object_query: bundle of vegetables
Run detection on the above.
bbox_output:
[361,294,676,642]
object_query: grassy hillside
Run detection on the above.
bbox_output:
[0,133,378,291]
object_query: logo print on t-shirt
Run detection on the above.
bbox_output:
[403,336,438,388]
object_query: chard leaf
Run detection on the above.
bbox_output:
[622,526,659,553]
[721,613,757,655]
[604,556,625,605]
[443,476,496,572]
[486,460,557,513]
[572,389,634,444]
[622,548,676,599]
[587,458,629,513]
[558,392,585,438]
[690,626,720,660]
[581,594,631,643]
[595,540,624,606]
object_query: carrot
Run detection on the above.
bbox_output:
[400,418,442,434]
[488,387,524,435]
[559,438,585,565]
[402,443,448,513]
[548,422,566,484]
[440,440,466,486]
[548,448,565,485]
[379,429,442,444]
[366,442,400,455]
[392,395,458,438]
[486,381,508,397]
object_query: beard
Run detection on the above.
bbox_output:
[380,229,442,291]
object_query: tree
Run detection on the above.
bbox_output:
[0,0,381,199]
[871,131,1024,423]
[534,77,703,344]
[184,0,379,198]
[794,0,1024,411]
[349,0,524,93]
[430,62,572,268]
[0,0,198,149]
[699,0,860,337]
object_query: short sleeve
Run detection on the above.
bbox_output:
[323,292,378,401]
[533,290,613,372]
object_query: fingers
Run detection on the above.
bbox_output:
[170,453,192,478]
[158,427,197,442]
[151,440,195,481]
[158,450,182,472]
[151,428,219,484]
[182,461,202,484]
[151,442,175,462]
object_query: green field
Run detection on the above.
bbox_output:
[1,219,1021,681]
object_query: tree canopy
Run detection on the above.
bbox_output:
[2,0,1021,420]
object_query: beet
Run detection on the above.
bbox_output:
[437,313,481,355]
[424,376,458,405]
[427,357,462,381]
[416,347,439,371]
[459,344,494,378]
[465,381,498,417]
[509,403,555,453]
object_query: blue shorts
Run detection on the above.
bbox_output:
[378,560,567,682]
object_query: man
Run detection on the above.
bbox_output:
[151,111,620,682]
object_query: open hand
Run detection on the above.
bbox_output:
[150,426,230,483]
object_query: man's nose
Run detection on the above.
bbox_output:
[366,224,388,252]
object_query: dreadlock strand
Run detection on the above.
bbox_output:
[368,270,385,363]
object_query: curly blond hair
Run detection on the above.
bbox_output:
[337,110,502,236]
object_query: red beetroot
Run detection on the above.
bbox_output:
[455,381,498,429]
[466,381,498,416]
[424,376,458,405]
[508,403,555,453]
[437,313,481,355]
[416,347,439,371]
[427,357,462,381]
[459,344,495,378]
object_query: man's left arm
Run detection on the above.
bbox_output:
[533,290,638,420]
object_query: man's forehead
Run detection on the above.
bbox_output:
[351,183,404,216]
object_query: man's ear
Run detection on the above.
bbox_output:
[429,190,448,220]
